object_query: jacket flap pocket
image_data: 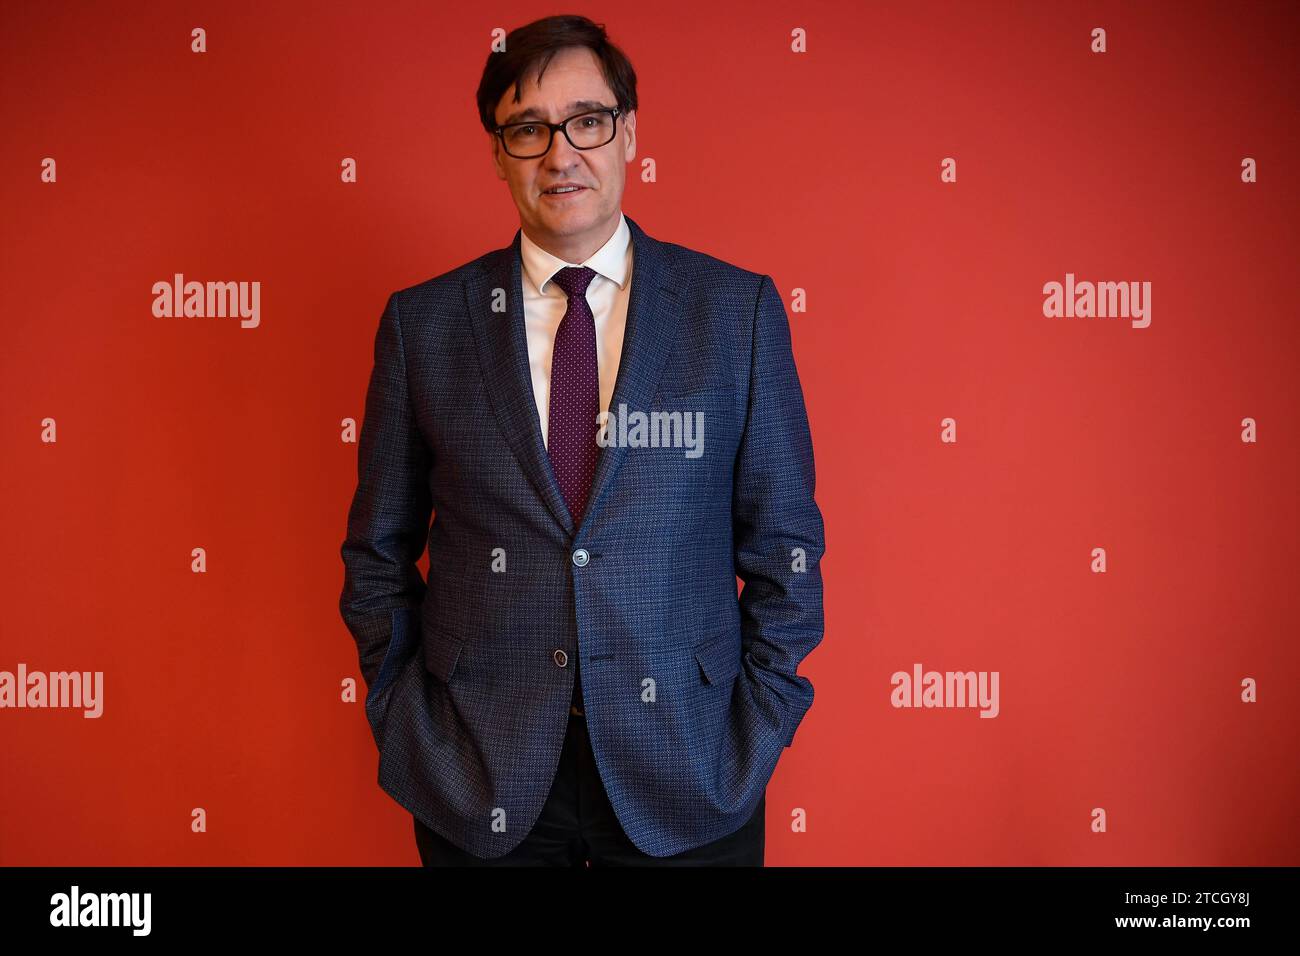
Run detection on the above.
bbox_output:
[694,630,741,685]
[424,626,466,684]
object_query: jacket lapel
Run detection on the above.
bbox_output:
[580,215,683,537]
[464,213,684,539]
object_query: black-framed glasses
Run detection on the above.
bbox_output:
[493,107,623,159]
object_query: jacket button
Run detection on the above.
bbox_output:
[553,649,568,667]
[571,548,590,567]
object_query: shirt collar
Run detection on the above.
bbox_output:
[520,212,632,296]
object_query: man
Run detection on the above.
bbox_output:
[339,14,825,866]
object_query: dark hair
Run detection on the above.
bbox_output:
[475,14,638,135]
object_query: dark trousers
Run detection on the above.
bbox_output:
[413,706,765,866]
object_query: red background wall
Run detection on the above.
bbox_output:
[2,0,1297,865]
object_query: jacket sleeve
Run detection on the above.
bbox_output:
[339,291,434,694]
[732,274,826,748]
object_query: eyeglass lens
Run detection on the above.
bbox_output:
[502,111,616,157]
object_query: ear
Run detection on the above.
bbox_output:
[489,132,506,179]
[622,109,636,163]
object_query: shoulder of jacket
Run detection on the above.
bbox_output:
[392,250,496,304]
[652,237,767,288]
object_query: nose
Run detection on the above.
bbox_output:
[542,125,583,167]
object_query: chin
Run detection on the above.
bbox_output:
[542,210,596,231]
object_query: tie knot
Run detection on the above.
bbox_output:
[550,265,597,299]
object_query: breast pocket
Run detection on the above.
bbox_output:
[653,367,735,404]
[620,407,730,505]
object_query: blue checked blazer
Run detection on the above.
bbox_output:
[339,213,825,859]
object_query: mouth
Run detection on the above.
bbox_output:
[541,184,589,199]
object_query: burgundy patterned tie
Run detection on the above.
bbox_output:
[547,265,599,717]
[546,266,601,526]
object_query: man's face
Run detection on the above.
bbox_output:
[490,45,636,259]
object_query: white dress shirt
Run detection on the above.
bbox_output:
[519,212,633,450]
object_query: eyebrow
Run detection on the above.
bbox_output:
[498,99,612,126]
